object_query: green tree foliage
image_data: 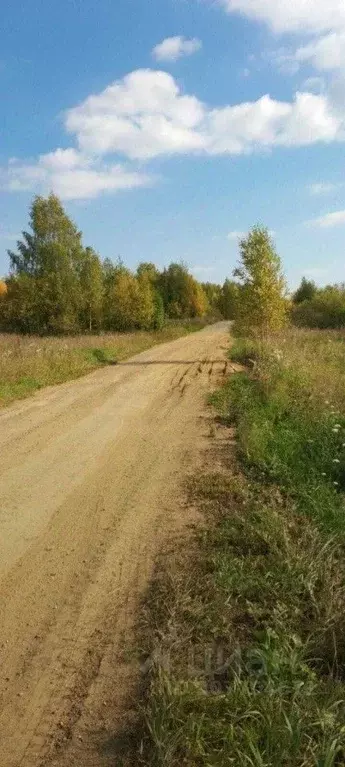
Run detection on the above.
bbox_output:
[136,262,159,285]
[0,274,39,333]
[293,277,317,304]
[202,282,222,317]
[159,263,208,319]
[218,279,239,319]
[137,272,155,330]
[79,247,104,332]
[152,290,165,330]
[233,226,287,337]
[6,194,86,333]
[292,284,345,328]
[0,195,222,336]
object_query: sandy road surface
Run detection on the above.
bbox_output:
[0,322,230,767]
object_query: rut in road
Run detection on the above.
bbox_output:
[0,322,232,767]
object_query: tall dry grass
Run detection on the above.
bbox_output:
[0,322,205,406]
[231,327,345,413]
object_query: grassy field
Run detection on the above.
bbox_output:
[140,327,345,766]
[0,320,207,407]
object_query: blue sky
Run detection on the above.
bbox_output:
[1,0,345,288]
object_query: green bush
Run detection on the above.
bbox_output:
[292,286,345,329]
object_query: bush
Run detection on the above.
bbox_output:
[292,286,345,329]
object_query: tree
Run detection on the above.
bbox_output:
[7,194,85,333]
[79,247,104,331]
[187,278,209,317]
[233,226,287,337]
[137,262,159,285]
[137,272,155,329]
[202,282,222,317]
[152,290,165,330]
[159,263,208,319]
[105,268,141,331]
[0,274,39,333]
[218,279,239,319]
[293,277,317,304]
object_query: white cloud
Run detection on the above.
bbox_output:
[274,91,340,146]
[152,36,202,62]
[0,149,152,200]
[302,77,325,93]
[3,68,345,199]
[295,32,345,72]
[308,182,342,195]
[308,210,345,228]
[66,70,343,160]
[218,0,345,35]
[66,70,205,160]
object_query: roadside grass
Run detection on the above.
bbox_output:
[139,327,345,767]
[230,327,345,412]
[0,320,207,407]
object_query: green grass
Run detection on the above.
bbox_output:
[139,327,345,767]
[0,320,207,407]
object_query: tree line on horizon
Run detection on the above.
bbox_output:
[0,194,238,335]
[1,193,342,339]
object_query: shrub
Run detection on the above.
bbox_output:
[292,286,345,329]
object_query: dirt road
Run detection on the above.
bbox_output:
[0,322,230,767]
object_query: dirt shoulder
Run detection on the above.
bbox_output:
[0,322,230,767]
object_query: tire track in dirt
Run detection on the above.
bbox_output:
[0,322,232,767]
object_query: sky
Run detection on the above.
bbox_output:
[1,0,345,288]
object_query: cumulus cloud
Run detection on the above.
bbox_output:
[66,70,343,161]
[66,70,205,160]
[216,0,345,96]
[295,32,345,73]
[308,210,345,228]
[0,149,152,200]
[218,0,345,35]
[152,36,202,62]
[2,68,345,199]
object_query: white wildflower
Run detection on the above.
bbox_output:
[333,459,340,463]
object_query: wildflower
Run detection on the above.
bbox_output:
[333,459,340,463]
[321,472,326,477]
[334,424,341,428]
[334,481,339,486]
[332,428,339,433]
